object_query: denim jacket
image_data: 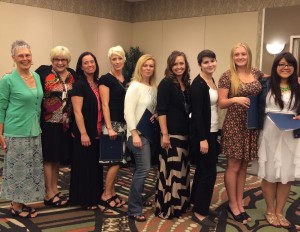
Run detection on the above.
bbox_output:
[258,77,300,138]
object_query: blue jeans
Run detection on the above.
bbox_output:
[127,136,151,216]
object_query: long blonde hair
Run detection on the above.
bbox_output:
[229,42,252,96]
[131,54,157,86]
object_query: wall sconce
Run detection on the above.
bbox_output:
[266,42,285,55]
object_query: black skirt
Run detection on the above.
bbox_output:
[69,137,103,207]
[41,122,72,165]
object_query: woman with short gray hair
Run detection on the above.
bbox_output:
[0,40,44,218]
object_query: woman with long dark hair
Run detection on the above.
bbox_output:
[69,52,103,209]
[258,52,300,228]
[155,51,191,219]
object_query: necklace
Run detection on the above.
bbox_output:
[20,73,33,81]
[280,86,291,92]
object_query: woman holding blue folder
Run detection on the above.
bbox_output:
[124,54,157,222]
[258,52,300,228]
[218,43,264,224]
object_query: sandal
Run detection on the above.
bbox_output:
[129,214,146,222]
[44,192,68,207]
[57,192,69,202]
[192,214,216,227]
[10,203,36,214]
[143,201,152,207]
[276,214,292,229]
[112,194,126,206]
[102,196,123,208]
[264,212,280,228]
[11,206,37,218]
[86,205,98,210]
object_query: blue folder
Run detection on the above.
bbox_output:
[247,95,258,129]
[267,112,300,130]
[99,134,124,161]
[136,108,156,143]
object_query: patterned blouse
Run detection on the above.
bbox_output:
[42,70,75,129]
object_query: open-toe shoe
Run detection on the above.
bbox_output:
[227,205,247,224]
[102,196,123,208]
[129,214,146,222]
[264,212,280,228]
[44,192,68,207]
[112,194,126,206]
[276,214,292,229]
[11,206,37,218]
[192,214,216,227]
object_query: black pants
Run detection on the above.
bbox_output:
[190,132,218,216]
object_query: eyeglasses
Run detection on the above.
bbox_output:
[53,58,68,63]
[277,63,293,69]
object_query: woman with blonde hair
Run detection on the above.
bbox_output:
[124,54,157,222]
[35,46,76,207]
[98,45,127,208]
[218,43,264,224]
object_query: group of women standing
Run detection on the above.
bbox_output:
[0,40,299,230]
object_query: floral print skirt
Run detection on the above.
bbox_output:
[1,136,45,203]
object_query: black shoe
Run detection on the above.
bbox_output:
[226,205,247,224]
[209,209,221,218]
[241,211,251,221]
[192,214,216,227]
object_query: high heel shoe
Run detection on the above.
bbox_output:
[241,211,251,222]
[227,205,247,224]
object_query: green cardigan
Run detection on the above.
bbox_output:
[0,69,43,137]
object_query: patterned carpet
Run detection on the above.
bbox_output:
[0,151,299,232]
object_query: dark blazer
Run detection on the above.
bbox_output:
[190,75,211,140]
[157,77,190,135]
[70,78,99,139]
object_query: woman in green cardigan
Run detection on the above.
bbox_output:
[0,40,44,218]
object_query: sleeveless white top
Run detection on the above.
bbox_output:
[209,88,218,132]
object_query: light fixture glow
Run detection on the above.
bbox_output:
[266,42,285,55]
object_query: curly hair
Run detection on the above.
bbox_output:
[164,50,190,89]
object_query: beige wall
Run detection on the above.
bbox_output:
[133,12,259,82]
[1,2,259,81]
[0,2,132,75]
[261,5,300,74]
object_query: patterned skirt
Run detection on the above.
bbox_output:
[155,134,190,219]
[99,121,127,165]
[1,136,45,203]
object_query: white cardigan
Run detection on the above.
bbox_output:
[124,81,157,138]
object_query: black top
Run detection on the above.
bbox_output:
[98,73,126,123]
[70,78,99,139]
[190,75,211,140]
[157,77,190,135]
